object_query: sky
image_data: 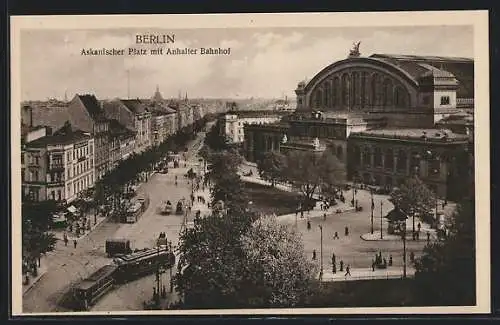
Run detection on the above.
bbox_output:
[20,25,473,101]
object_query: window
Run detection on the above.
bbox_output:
[385,149,394,170]
[336,146,343,160]
[397,150,407,172]
[374,147,382,167]
[362,147,371,167]
[429,159,440,176]
[440,96,450,105]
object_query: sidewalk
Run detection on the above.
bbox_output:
[360,217,437,242]
[51,213,108,242]
[22,262,49,295]
[319,266,416,282]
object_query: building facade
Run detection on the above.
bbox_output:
[103,99,152,153]
[243,51,474,200]
[22,123,95,204]
[222,111,290,144]
[67,94,110,180]
[347,129,470,200]
[108,119,136,167]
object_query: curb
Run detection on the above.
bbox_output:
[22,270,48,296]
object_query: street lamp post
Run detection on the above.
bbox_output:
[402,222,407,279]
[169,241,173,293]
[318,225,323,280]
[352,177,356,207]
[370,189,374,234]
[412,208,416,240]
[380,201,383,239]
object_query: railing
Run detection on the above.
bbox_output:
[456,98,474,107]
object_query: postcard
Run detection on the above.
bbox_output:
[10,11,490,316]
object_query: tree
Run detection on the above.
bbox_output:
[240,216,318,307]
[174,213,250,309]
[174,212,315,309]
[413,198,475,306]
[257,151,287,187]
[281,150,344,205]
[22,199,58,272]
[389,176,436,224]
[317,150,346,198]
[205,119,229,151]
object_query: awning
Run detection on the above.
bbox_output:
[67,205,77,213]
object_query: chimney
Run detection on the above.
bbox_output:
[23,105,33,127]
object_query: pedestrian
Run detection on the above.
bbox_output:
[332,253,336,265]
[295,210,298,218]
[417,222,421,233]
[410,251,415,263]
[389,254,393,266]
[323,213,327,221]
[73,239,77,249]
[372,260,375,272]
[427,231,431,243]
[312,249,317,260]
[345,226,349,236]
[307,220,311,231]
[383,258,387,268]
[300,210,304,219]
[334,231,339,239]
[332,263,337,274]
[345,265,351,277]
[340,260,344,272]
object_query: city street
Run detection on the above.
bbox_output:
[23,130,209,313]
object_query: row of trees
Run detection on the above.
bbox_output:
[172,124,317,309]
[257,150,345,204]
[91,114,217,220]
[21,114,217,277]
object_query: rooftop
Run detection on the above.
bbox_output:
[369,54,474,98]
[108,119,136,138]
[120,99,148,114]
[26,123,92,147]
[76,94,107,121]
[225,110,292,119]
[351,128,469,141]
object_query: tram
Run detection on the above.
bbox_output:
[112,247,175,283]
[71,264,118,311]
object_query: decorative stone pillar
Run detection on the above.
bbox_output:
[406,151,411,175]
[420,159,428,178]
[381,149,385,170]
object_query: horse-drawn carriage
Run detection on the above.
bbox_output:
[175,200,185,215]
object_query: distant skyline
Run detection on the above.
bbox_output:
[20,26,473,101]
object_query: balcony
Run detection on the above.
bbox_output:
[49,163,64,171]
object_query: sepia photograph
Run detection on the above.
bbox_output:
[10,11,490,316]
